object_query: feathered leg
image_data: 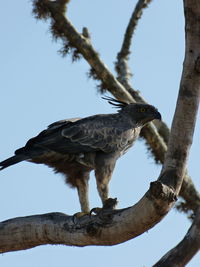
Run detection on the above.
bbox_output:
[76,174,90,213]
[95,152,117,206]
[95,168,113,205]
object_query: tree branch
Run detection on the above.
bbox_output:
[153,0,200,264]
[0,182,176,253]
[116,0,152,85]
[159,0,200,194]
[153,208,200,267]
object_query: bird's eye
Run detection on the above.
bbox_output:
[139,108,146,113]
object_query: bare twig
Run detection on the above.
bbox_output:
[153,208,200,266]
[116,0,153,85]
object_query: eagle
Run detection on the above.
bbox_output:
[0,97,161,213]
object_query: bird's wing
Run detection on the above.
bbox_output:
[60,115,136,153]
[18,115,136,156]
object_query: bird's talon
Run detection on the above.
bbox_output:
[103,197,118,210]
[90,207,102,216]
[89,198,118,217]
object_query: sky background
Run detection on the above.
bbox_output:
[0,0,200,266]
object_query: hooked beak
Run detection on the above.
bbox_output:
[154,111,162,121]
[141,110,161,125]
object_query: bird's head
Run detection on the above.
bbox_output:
[103,96,161,126]
[123,103,161,126]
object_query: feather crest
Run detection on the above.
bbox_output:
[102,96,128,109]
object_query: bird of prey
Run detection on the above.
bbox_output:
[0,97,161,213]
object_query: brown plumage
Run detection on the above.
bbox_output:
[0,97,161,212]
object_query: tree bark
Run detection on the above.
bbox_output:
[152,0,200,264]
[0,182,176,253]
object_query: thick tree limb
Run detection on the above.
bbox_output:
[159,0,200,194]
[0,182,177,253]
[153,208,200,267]
[153,1,200,263]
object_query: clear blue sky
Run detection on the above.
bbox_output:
[0,0,199,266]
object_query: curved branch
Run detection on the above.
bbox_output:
[0,182,176,253]
[153,208,200,267]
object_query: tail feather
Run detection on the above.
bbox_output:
[0,155,29,170]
